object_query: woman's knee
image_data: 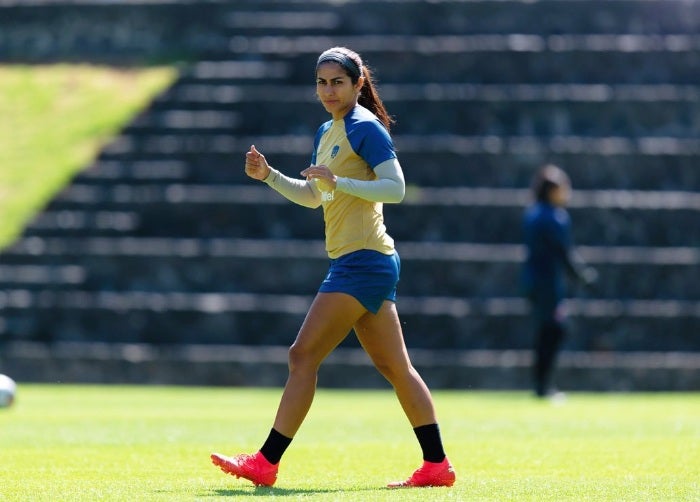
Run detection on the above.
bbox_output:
[373,358,414,384]
[287,342,322,373]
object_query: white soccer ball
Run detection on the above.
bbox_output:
[0,374,17,408]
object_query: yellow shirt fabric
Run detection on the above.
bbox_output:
[312,106,397,259]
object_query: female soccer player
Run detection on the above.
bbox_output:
[211,46,455,489]
[522,165,597,399]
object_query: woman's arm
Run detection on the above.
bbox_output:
[302,157,405,204]
[264,167,322,208]
[549,219,598,287]
[246,145,321,208]
[335,157,405,203]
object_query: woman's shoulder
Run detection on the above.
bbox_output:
[313,120,334,145]
[345,106,388,133]
[525,203,570,226]
[316,119,334,135]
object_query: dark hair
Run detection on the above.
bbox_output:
[531,164,571,202]
[316,46,395,131]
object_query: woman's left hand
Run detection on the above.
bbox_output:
[301,164,337,190]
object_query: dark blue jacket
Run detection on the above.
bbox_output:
[522,202,579,318]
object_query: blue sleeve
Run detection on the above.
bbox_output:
[347,119,397,169]
[311,121,332,165]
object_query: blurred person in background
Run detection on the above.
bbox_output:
[522,164,597,399]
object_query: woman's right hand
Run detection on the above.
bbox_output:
[245,144,272,181]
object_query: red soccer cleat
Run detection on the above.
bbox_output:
[387,457,456,488]
[211,451,279,487]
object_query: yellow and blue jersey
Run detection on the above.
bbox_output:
[311,105,397,259]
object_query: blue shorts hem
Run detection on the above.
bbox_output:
[318,249,400,314]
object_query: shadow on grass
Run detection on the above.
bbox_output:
[206,486,383,497]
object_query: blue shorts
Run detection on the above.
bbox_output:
[318,249,400,314]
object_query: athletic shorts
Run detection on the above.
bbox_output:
[318,249,400,314]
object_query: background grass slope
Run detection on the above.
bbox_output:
[0,64,176,249]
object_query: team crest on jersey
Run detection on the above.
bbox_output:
[330,145,340,158]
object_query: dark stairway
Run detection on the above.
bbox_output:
[1,0,699,387]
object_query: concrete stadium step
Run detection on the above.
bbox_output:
[184,51,700,87]
[1,256,695,300]
[0,264,86,287]
[97,132,700,162]
[395,151,700,191]
[164,82,700,104]
[217,8,340,35]
[25,210,141,235]
[34,183,700,247]
[405,259,699,300]
[1,290,698,351]
[4,341,699,391]
[86,148,700,191]
[37,196,325,241]
[159,82,700,112]
[78,160,190,183]
[399,301,700,352]
[219,0,700,36]
[179,60,294,83]
[198,36,700,85]
[214,34,700,60]
[133,92,700,137]
[3,237,698,299]
[388,204,697,246]
[46,183,700,210]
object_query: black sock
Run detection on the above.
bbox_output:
[413,423,446,463]
[259,428,292,465]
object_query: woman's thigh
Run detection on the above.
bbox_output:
[291,292,368,366]
[353,301,412,371]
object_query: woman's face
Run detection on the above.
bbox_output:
[316,62,363,120]
[549,184,571,207]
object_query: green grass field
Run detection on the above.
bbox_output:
[1,385,698,501]
[0,64,176,249]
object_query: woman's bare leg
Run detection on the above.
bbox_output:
[353,301,437,427]
[272,292,367,437]
[355,301,455,488]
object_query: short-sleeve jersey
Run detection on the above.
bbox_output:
[310,105,397,259]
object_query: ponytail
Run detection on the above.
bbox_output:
[358,65,395,131]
